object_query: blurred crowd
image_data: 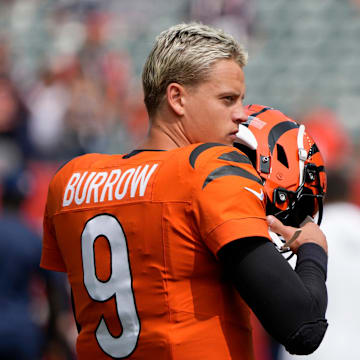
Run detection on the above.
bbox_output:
[0,2,149,170]
[0,0,359,359]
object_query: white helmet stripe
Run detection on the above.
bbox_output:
[297,124,307,186]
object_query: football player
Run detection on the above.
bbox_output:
[41,23,328,359]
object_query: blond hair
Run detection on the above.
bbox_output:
[142,22,248,117]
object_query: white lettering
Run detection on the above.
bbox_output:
[75,172,96,205]
[86,172,108,204]
[114,168,135,200]
[62,163,158,207]
[130,164,158,197]
[63,173,80,207]
[100,169,121,202]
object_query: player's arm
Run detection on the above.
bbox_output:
[218,219,328,355]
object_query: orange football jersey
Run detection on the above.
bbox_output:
[41,143,270,360]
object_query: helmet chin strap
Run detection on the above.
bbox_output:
[297,124,307,186]
[235,124,258,150]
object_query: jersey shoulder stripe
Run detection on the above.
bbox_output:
[184,143,263,191]
[189,143,226,168]
[217,151,252,165]
[202,165,262,189]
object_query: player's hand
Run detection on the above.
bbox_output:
[266,215,328,254]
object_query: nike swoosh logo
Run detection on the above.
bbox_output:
[244,187,264,201]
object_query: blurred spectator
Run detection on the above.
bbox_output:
[279,168,360,360]
[63,59,112,155]
[0,76,33,173]
[300,107,353,171]
[26,7,137,160]
[27,66,70,160]
[0,169,74,359]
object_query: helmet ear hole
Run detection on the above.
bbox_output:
[276,144,289,168]
[305,164,317,183]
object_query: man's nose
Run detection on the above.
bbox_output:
[233,105,248,124]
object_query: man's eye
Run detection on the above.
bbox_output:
[223,96,235,103]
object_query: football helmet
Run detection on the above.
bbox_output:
[234,104,327,228]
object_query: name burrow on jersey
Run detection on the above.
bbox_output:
[62,164,159,207]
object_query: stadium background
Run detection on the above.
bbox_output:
[0,0,359,359]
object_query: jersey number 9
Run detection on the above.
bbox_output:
[81,214,140,358]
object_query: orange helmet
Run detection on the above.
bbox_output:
[234,104,327,227]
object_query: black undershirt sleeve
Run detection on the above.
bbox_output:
[218,237,328,355]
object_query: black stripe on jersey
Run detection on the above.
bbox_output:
[307,143,320,159]
[123,149,166,159]
[189,143,227,168]
[203,165,262,189]
[218,151,252,165]
[268,121,299,154]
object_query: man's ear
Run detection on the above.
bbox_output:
[166,82,186,116]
